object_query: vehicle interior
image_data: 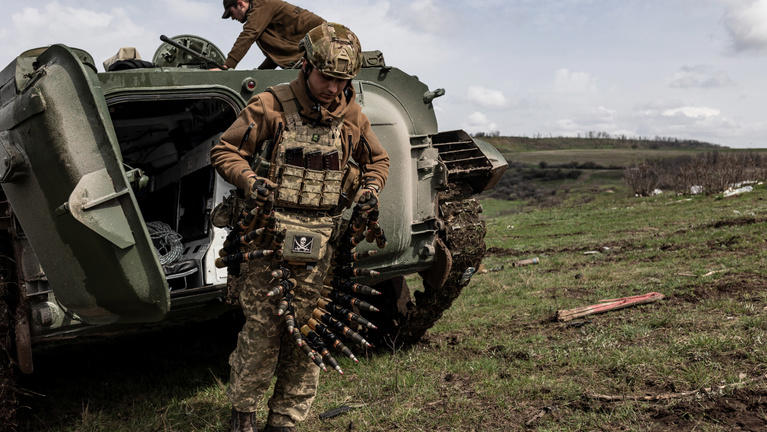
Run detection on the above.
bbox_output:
[107,95,239,290]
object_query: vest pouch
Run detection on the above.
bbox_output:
[276,164,303,206]
[210,191,243,228]
[250,154,271,178]
[299,169,324,207]
[338,161,361,209]
[321,170,343,208]
[277,212,335,264]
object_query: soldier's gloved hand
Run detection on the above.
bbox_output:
[246,176,277,206]
[355,185,379,212]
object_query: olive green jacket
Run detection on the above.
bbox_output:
[224,0,324,69]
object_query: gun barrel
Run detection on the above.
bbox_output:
[159,35,225,69]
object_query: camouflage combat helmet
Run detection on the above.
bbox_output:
[300,22,362,79]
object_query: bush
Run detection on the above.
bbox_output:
[623,163,660,196]
[624,151,767,196]
[485,161,581,202]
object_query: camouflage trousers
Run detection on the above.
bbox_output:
[227,213,336,427]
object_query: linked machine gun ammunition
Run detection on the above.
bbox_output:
[254,195,388,374]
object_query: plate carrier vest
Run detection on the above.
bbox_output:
[264,84,346,213]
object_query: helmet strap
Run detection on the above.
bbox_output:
[301,70,323,112]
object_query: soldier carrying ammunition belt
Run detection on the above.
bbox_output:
[210,22,389,432]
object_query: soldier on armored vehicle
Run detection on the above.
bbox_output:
[219,0,324,70]
[210,22,389,432]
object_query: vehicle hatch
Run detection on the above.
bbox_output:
[0,45,169,324]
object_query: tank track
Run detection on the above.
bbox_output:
[397,188,486,346]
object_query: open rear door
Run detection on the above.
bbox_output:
[0,45,169,324]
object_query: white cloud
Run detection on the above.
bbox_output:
[4,2,154,71]
[309,0,451,75]
[553,68,597,93]
[464,111,498,133]
[595,106,616,122]
[669,65,734,89]
[161,0,214,21]
[661,106,721,119]
[724,0,767,53]
[631,103,740,144]
[392,0,450,34]
[555,118,579,131]
[467,86,507,108]
[1,1,764,149]
[551,105,619,136]
[12,4,113,32]
[464,0,509,8]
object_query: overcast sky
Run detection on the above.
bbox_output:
[1,0,766,148]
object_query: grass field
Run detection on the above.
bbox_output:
[480,136,723,153]
[486,136,767,168]
[504,149,702,168]
[15,168,767,431]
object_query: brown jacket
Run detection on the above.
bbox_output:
[224,0,324,69]
[211,71,389,193]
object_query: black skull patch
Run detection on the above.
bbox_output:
[292,235,314,254]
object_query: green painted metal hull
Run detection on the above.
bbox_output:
[0,40,507,343]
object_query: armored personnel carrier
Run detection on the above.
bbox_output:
[0,35,506,419]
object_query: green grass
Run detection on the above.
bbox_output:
[481,136,723,153]
[505,148,704,167]
[16,180,767,432]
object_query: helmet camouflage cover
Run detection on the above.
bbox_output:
[301,22,362,79]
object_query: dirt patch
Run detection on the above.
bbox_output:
[487,246,531,257]
[706,234,741,249]
[677,273,767,303]
[673,216,767,236]
[568,387,767,432]
[487,237,650,258]
[713,273,767,296]
[706,216,767,229]
[485,344,531,362]
[424,331,542,363]
[419,371,524,431]
[487,245,585,257]
[648,388,767,432]
[542,284,594,300]
[16,315,241,431]
[657,243,684,251]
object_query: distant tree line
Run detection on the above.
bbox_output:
[624,151,767,196]
[572,131,713,145]
[472,131,501,138]
[538,161,622,170]
[471,132,722,151]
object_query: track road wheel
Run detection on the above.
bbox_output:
[400,195,486,346]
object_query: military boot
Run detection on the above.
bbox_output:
[263,411,296,431]
[230,409,256,432]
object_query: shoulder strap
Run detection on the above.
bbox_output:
[266,83,301,128]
